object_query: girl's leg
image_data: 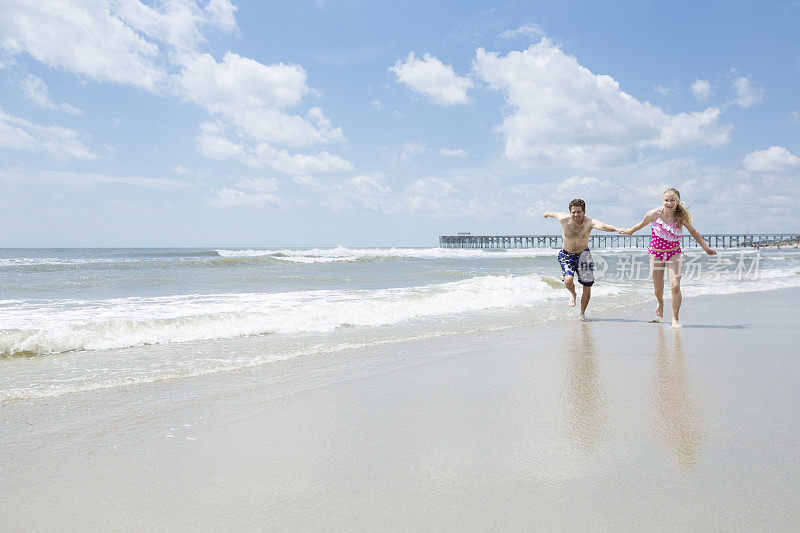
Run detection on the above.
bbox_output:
[650,255,665,320]
[666,254,683,328]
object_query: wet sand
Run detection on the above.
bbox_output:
[2,289,799,531]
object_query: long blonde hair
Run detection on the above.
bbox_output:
[665,188,693,225]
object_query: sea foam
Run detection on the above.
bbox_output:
[216,246,557,263]
[1,273,564,357]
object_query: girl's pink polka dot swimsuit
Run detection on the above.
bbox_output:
[648,216,682,261]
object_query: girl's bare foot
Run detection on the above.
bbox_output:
[656,302,664,320]
[568,296,576,307]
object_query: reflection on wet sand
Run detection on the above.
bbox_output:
[564,321,606,452]
[653,327,703,470]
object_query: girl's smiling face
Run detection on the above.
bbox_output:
[663,192,679,212]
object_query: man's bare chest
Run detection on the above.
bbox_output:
[564,223,589,238]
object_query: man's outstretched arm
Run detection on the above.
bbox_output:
[591,219,619,232]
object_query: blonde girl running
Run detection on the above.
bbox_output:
[620,188,716,328]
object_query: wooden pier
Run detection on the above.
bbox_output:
[439,234,800,249]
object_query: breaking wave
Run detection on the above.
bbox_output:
[1,273,569,357]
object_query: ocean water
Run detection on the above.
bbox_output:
[2,246,799,401]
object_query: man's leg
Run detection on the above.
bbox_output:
[579,284,591,319]
[576,250,594,319]
[564,275,577,307]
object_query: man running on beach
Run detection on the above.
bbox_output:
[544,199,620,320]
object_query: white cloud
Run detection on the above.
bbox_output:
[292,175,323,190]
[347,174,391,197]
[269,150,355,175]
[0,0,239,91]
[390,52,473,106]
[0,169,197,190]
[400,140,430,161]
[473,39,731,169]
[498,22,544,41]
[325,175,390,211]
[790,111,800,122]
[743,146,800,172]
[16,75,50,108]
[647,107,729,151]
[284,155,800,226]
[654,85,677,96]
[112,0,237,53]
[173,164,190,175]
[555,176,621,207]
[289,170,512,218]
[235,177,280,192]
[0,50,17,69]
[1,1,348,169]
[404,177,456,195]
[0,108,97,160]
[387,171,616,220]
[16,74,82,114]
[371,99,382,110]
[730,77,763,109]
[196,126,248,161]
[207,187,281,208]
[203,0,238,33]
[196,124,354,174]
[179,53,343,147]
[400,177,462,215]
[306,106,340,137]
[230,104,342,147]
[439,148,469,158]
[557,176,610,194]
[691,79,712,101]
[180,52,348,172]
[0,1,167,92]
[180,52,308,110]
[293,173,391,211]
[392,162,700,221]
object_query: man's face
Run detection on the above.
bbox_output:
[570,205,585,224]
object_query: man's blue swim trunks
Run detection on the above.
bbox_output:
[557,249,595,287]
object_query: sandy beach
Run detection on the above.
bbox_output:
[2,288,799,531]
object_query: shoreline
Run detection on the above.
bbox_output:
[2,288,799,530]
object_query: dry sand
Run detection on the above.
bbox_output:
[2,289,799,531]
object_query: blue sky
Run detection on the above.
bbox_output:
[1,0,798,246]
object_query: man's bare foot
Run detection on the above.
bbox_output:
[568,296,576,307]
[672,318,682,329]
[579,313,589,321]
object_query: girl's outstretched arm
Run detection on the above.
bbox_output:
[619,208,661,235]
[683,221,717,255]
